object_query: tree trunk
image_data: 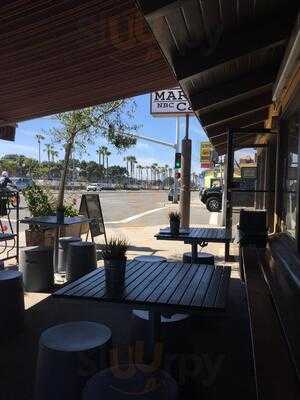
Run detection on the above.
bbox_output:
[57,139,74,211]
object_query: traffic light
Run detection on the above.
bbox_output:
[175,152,181,169]
[175,172,181,180]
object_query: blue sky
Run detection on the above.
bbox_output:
[0,93,208,173]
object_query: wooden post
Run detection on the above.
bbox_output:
[225,130,234,261]
[180,115,192,229]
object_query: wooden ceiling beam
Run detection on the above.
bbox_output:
[138,0,190,20]
[199,91,273,128]
[174,19,291,81]
[190,68,277,112]
[205,108,269,137]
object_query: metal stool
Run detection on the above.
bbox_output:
[134,255,167,263]
[0,270,25,339]
[66,242,97,281]
[35,321,112,400]
[57,236,82,274]
[83,364,178,400]
[131,310,189,353]
[20,246,54,292]
[183,251,214,264]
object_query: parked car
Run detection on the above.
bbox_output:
[168,188,180,202]
[11,177,34,191]
[200,186,223,212]
[86,183,102,192]
[200,179,256,212]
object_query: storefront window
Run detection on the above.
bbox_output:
[283,114,299,238]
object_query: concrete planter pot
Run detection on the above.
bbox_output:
[104,258,127,292]
[170,219,180,236]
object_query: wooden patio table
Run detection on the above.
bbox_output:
[155,227,233,262]
[54,259,231,354]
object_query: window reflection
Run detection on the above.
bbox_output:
[283,114,299,238]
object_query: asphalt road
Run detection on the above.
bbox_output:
[4,190,213,232]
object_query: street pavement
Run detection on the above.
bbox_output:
[9,190,215,232]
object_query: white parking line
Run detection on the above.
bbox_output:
[107,207,166,224]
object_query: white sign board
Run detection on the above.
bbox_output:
[150,87,193,116]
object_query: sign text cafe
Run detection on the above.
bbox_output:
[150,88,193,116]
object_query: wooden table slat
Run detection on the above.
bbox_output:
[55,268,101,295]
[134,262,178,303]
[191,265,215,307]
[122,261,165,298]
[203,266,224,308]
[167,264,200,305]
[71,271,106,296]
[146,263,186,303]
[91,261,150,298]
[157,264,192,304]
[214,267,231,308]
[179,265,208,306]
[125,262,174,301]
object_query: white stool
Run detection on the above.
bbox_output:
[83,364,178,399]
[35,321,112,400]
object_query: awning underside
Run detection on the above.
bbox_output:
[0,0,176,125]
[137,0,299,153]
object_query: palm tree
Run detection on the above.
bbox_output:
[44,143,53,163]
[127,156,137,180]
[36,133,45,163]
[51,150,59,163]
[105,150,111,170]
[96,147,102,166]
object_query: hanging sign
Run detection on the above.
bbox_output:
[200,142,214,169]
[150,87,193,116]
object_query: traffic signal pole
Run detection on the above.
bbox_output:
[180,115,191,229]
[173,116,180,204]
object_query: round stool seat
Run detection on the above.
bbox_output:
[182,251,214,264]
[0,270,24,339]
[66,242,97,281]
[57,236,82,274]
[83,364,178,400]
[35,321,112,400]
[20,246,54,292]
[134,255,167,263]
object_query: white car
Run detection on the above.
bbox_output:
[86,183,102,192]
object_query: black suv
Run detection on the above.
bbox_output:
[200,179,256,212]
[200,186,223,212]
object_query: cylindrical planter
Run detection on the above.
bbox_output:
[170,219,180,236]
[104,258,126,292]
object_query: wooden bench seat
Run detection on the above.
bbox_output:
[241,240,300,400]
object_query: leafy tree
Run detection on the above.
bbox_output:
[47,100,138,211]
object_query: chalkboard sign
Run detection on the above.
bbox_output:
[79,194,107,242]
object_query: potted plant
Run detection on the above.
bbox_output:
[23,184,83,246]
[169,211,181,236]
[102,237,129,292]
